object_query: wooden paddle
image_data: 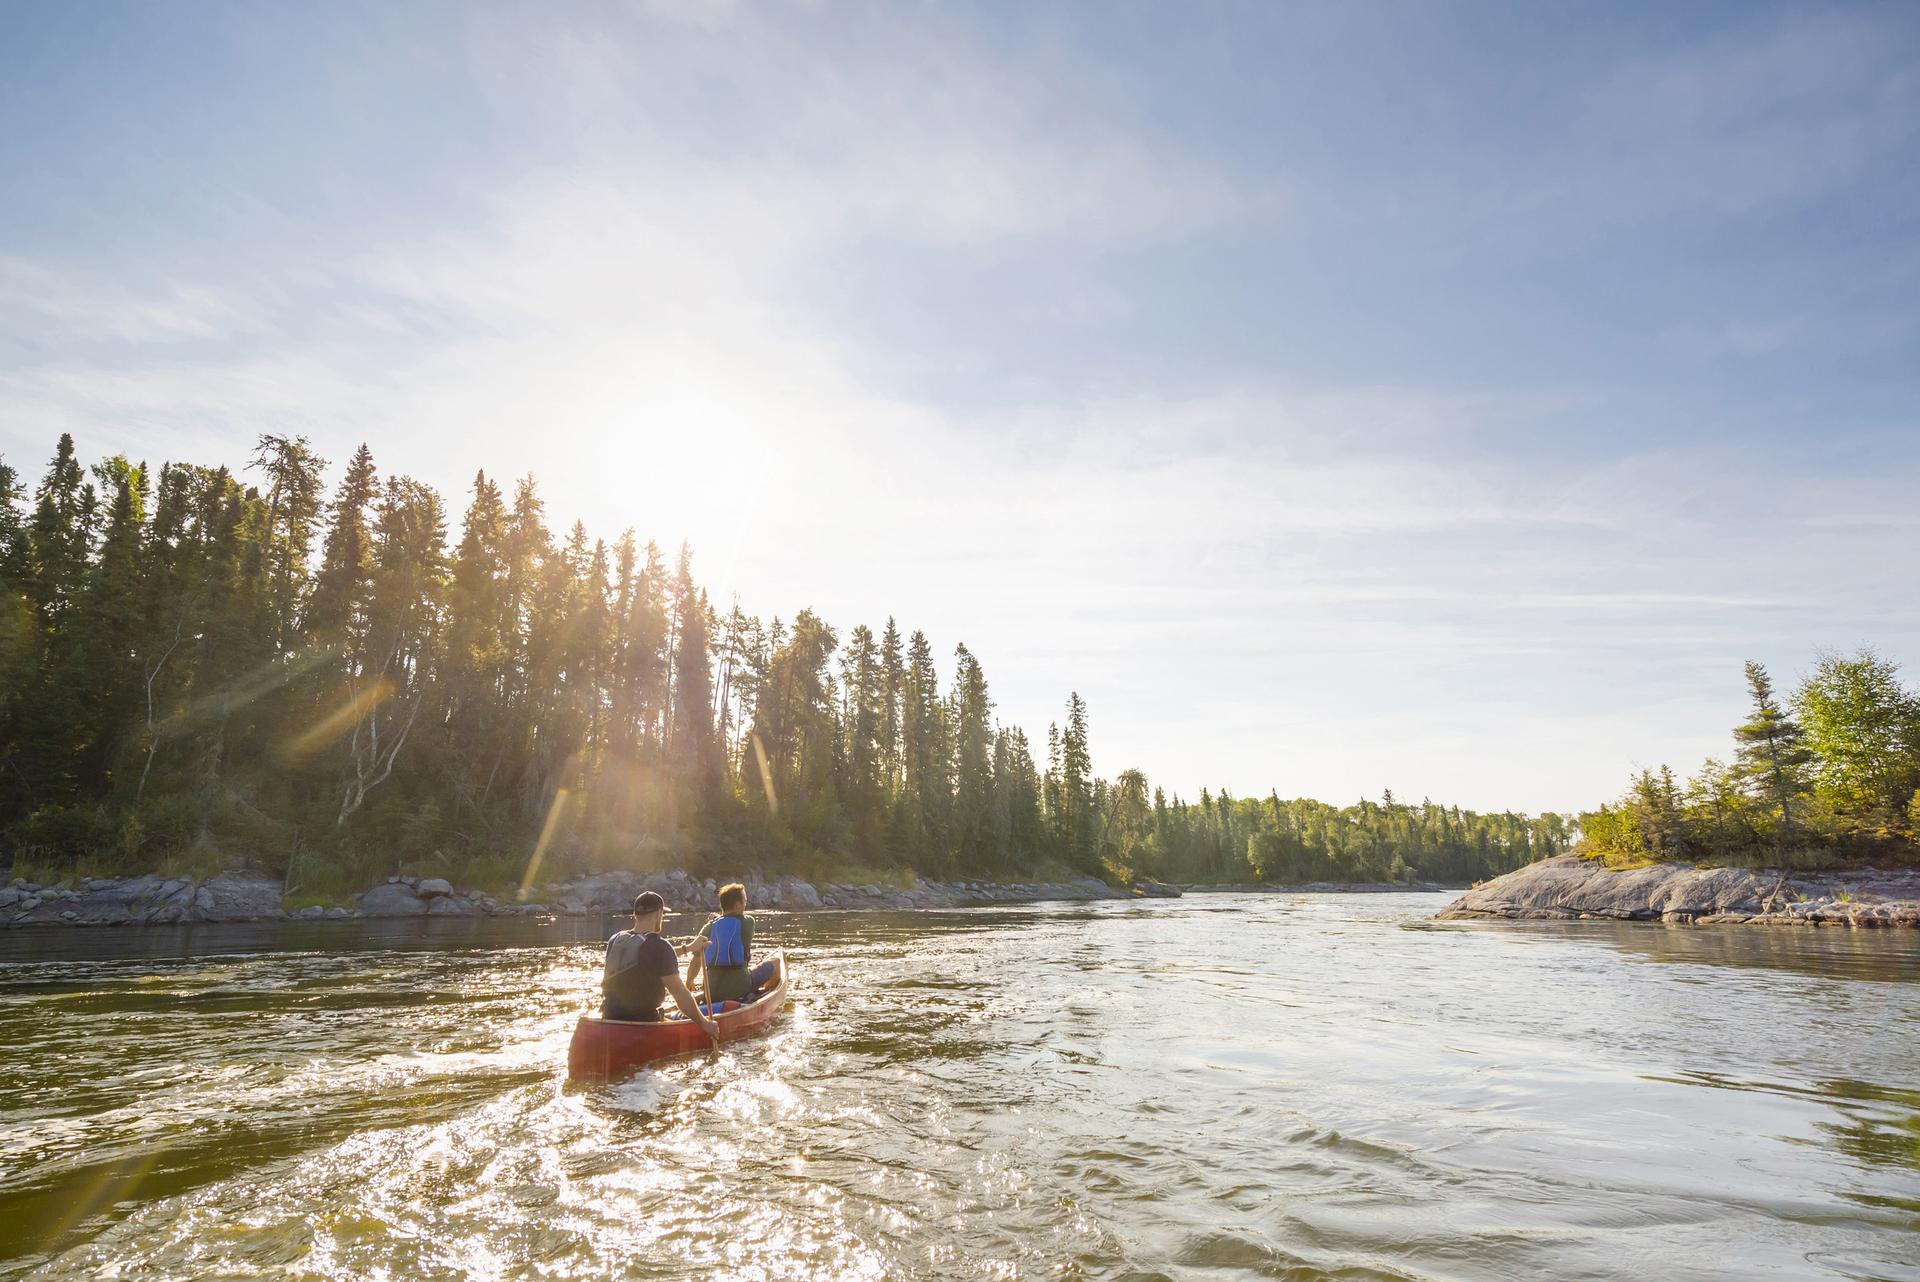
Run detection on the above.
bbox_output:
[698,930,719,1051]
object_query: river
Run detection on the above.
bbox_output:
[2,893,1915,1281]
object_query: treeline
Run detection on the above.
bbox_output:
[1582,655,1920,868]
[0,432,1567,891]
[1122,785,1571,885]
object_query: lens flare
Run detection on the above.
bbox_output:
[519,787,571,902]
[282,679,394,760]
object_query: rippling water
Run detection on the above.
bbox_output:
[2,894,1916,1281]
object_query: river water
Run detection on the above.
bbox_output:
[1,893,1915,1281]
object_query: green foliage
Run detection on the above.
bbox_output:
[1581,653,1920,869]
[1163,788,1566,885]
[1794,650,1920,833]
[0,431,1571,889]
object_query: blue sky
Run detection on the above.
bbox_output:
[2,1,1916,812]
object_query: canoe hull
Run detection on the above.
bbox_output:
[567,950,789,1080]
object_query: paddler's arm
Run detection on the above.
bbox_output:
[682,916,715,985]
[664,972,719,1039]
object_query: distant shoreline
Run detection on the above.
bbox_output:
[1,866,1488,929]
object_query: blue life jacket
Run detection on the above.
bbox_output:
[704,914,747,968]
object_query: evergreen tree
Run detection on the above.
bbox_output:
[0,460,32,813]
[337,476,445,825]
[71,465,148,789]
[247,434,328,651]
[950,643,994,869]
[1059,691,1095,869]
[900,630,949,856]
[306,443,379,665]
[1732,660,1813,848]
[27,433,91,630]
[668,556,720,805]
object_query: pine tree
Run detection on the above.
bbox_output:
[246,433,328,651]
[951,643,994,869]
[1732,661,1813,849]
[838,624,883,839]
[71,465,148,789]
[27,433,90,630]
[16,434,96,798]
[337,476,445,825]
[1059,691,1094,869]
[668,546,720,805]
[0,459,32,812]
[306,443,379,667]
[749,609,838,831]
[900,629,949,856]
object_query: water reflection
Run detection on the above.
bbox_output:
[1488,917,1920,984]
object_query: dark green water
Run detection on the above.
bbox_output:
[2,894,1916,1281]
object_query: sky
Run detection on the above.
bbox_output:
[1,1,1917,814]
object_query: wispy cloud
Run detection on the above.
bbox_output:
[0,256,260,347]
[0,2,1915,812]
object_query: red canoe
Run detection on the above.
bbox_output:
[567,950,790,1080]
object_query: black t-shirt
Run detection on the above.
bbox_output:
[601,929,679,1021]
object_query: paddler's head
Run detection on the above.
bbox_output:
[631,890,666,933]
[718,882,746,915]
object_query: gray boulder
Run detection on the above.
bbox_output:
[553,871,649,915]
[416,877,455,898]
[427,894,482,916]
[777,877,823,909]
[359,882,429,917]
[186,871,285,922]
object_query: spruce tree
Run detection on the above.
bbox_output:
[1732,661,1813,849]
[668,547,720,805]
[247,433,328,651]
[951,643,994,869]
[1060,691,1094,868]
[72,467,148,789]
[306,443,379,666]
[0,460,30,803]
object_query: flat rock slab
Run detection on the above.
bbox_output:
[1439,853,1920,927]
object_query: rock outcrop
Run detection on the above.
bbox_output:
[1,869,281,926]
[189,871,284,922]
[1438,853,1920,927]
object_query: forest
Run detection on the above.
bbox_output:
[0,432,1571,895]
[1581,656,1920,868]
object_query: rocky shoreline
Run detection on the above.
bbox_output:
[1438,853,1920,927]
[0,867,1172,929]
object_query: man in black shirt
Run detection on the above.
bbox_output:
[601,891,719,1038]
